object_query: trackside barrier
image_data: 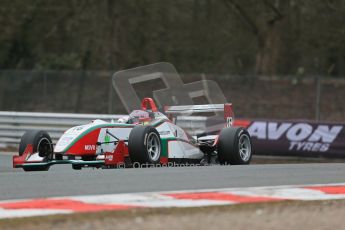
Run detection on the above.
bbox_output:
[235,119,345,158]
[0,112,123,146]
[1,111,344,158]
[0,112,207,147]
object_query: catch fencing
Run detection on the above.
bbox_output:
[1,70,345,122]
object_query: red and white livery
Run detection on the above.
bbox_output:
[13,98,252,171]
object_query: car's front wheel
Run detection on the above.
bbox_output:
[19,130,53,171]
[128,126,161,166]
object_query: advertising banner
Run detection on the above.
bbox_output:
[235,119,345,157]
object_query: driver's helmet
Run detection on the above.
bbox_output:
[118,110,154,124]
[117,116,130,124]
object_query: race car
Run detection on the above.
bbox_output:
[13,97,252,171]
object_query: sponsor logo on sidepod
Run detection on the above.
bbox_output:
[247,122,343,152]
[85,145,96,151]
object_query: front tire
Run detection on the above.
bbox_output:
[217,127,252,165]
[128,126,161,166]
[19,130,53,171]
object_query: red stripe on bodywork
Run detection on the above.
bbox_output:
[13,144,33,167]
[104,140,128,165]
[0,199,137,212]
[67,129,101,155]
[165,192,283,203]
[233,119,251,128]
[304,185,345,194]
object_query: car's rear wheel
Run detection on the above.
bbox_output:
[217,127,252,165]
[128,126,161,166]
[19,130,53,171]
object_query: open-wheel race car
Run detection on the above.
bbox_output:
[13,98,252,171]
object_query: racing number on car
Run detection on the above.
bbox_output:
[226,117,233,127]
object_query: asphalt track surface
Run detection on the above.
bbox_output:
[0,154,344,201]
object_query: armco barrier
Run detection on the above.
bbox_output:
[1,112,344,158]
[0,112,207,147]
[0,112,123,146]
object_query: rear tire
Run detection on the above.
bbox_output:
[128,126,161,166]
[19,130,53,171]
[217,127,252,165]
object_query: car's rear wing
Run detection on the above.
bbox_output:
[164,103,234,127]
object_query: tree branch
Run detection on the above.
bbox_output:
[223,0,259,36]
[324,0,340,12]
[262,0,284,25]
